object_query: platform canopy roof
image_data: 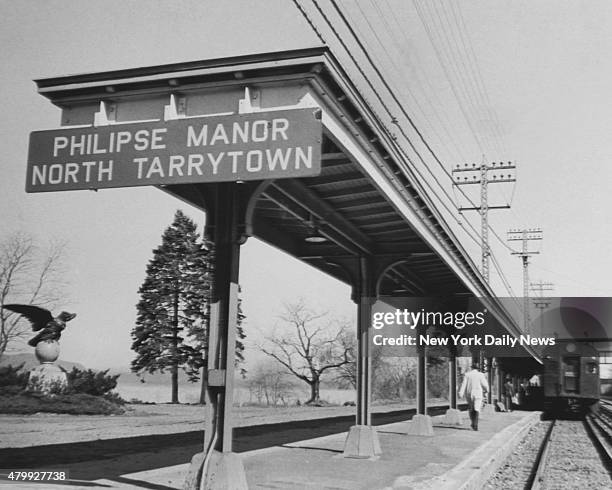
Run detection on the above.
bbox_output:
[34,47,541,361]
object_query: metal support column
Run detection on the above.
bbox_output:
[185,182,248,490]
[449,354,457,409]
[356,296,372,426]
[442,349,462,425]
[498,364,505,406]
[343,257,381,457]
[407,342,434,435]
[487,357,493,404]
[417,347,427,414]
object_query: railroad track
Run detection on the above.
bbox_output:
[528,416,611,489]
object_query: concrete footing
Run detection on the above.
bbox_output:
[183,450,247,490]
[343,425,382,458]
[405,414,434,436]
[441,408,464,426]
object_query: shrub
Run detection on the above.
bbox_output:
[66,367,119,396]
[0,363,29,388]
[0,392,124,415]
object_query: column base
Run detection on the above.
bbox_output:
[183,450,248,490]
[441,408,464,425]
[343,425,382,458]
[406,414,434,436]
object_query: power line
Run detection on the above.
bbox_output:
[296,0,517,295]
[448,0,508,155]
[413,0,487,156]
[361,0,469,163]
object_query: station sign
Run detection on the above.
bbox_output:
[26,108,322,192]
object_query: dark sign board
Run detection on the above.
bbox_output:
[26,108,322,192]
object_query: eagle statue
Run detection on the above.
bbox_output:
[2,304,76,347]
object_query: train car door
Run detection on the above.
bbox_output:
[562,356,580,393]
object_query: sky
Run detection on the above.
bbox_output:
[1,0,611,370]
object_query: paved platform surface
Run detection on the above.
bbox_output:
[0,408,536,489]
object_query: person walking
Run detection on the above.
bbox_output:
[459,362,489,431]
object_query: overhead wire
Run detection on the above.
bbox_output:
[380,0,471,162]
[412,0,488,157]
[296,0,517,293]
[331,1,519,264]
[431,0,503,157]
[448,0,508,156]
[355,0,466,165]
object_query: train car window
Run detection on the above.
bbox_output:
[586,362,598,374]
[562,357,579,393]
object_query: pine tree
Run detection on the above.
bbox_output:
[130,210,245,403]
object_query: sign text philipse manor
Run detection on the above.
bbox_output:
[26,108,322,192]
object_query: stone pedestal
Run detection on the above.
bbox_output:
[343,425,381,459]
[27,363,68,394]
[27,340,68,394]
[405,414,434,436]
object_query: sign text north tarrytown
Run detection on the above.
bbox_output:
[26,108,322,192]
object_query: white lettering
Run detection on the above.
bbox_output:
[82,161,96,182]
[116,131,132,152]
[187,125,207,147]
[187,154,204,176]
[146,157,164,178]
[272,118,289,140]
[64,163,79,183]
[32,166,46,185]
[53,137,68,157]
[246,150,263,172]
[265,148,292,171]
[168,155,184,176]
[210,124,229,145]
[227,151,242,173]
[134,157,148,179]
[92,133,107,154]
[98,160,113,181]
[232,122,249,144]
[70,135,86,157]
[134,130,150,151]
[295,146,313,169]
[48,164,63,184]
[151,128,167,150]
[251,120,268,142]
[208,152,225,175]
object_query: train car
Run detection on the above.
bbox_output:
[542,340,600,416]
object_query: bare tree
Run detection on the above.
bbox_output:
[259,301,354,405]
[0,233,66,358]
[247,361,294,406]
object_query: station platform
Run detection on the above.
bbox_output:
[3,408,537,489]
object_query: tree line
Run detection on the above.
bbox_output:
[1,213,452,406]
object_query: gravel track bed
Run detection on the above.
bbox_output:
[542,420,611,489]
[484,420,551,489]
[486,419,611,490]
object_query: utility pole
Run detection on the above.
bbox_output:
[507,228,543,332]
[453,160,516,283]
[530,280,554,336]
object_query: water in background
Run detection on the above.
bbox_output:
[116,379,355,405]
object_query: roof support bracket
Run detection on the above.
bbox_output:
[93,101,116,127]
